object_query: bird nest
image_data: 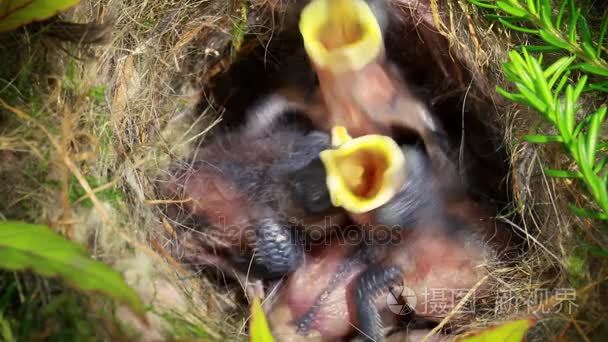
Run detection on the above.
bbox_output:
[0,0,605,340]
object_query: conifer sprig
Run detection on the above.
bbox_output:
[469,0,608,220]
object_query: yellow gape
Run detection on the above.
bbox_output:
[320,126,406,214]
[299,0,383,73]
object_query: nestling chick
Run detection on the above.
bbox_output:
[162,110,344,279]
[296,0,452,172]
[267,170,499,342]
[265,124,503,341]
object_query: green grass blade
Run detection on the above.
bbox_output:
[543,168,581,178]
[525,134,564,143]
[568,204,608,220]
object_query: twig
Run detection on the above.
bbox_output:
[421,275,489,342]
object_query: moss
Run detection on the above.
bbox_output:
[0,313,15,342]
[87,86,106,105]
[566,253,587,289]
[0,272,130,341]
[67,175,124,208]
[158,311,208,340]
[63,60,79,91]
[0,20,131,342]
[230,0,248,57]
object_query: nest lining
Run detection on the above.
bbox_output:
[1,0,606,340]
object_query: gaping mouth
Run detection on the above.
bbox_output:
[299,0,383,73]
[320,127,406,214]
[333,147,388,199]
[318,0,363,50]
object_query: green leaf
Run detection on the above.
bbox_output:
[496,86,526,103]
[598,12,608,57]
[249,296,275,342]
[576,122,590,163]
[544,168,581,178]
[508,50,528,70]
[498,18,539,34]
[0,221,145,317]
[567,0,576,23]
[588,247,608,257]
[576,138,603,198]
[585,80,608,92]
[558,85,575,139]
[568,8,581,43]
[505,52,536,89]
[553,71,571,98]
[455,319,536,342]
[572,75,587,101]
[517,83,548,113]
[468,0,498,9]
[544,56,575,80]
[539,0,554,30]
[530,56,553,107]
[519,45,562,53]
[522,47,535,73]
[0,313,15,342]
[556,0,568,28]
[578,16,592,46]
[496,1,528,17]
[524,134,563,143]
[525,0,537,16]
[594,156,608,174]
[568,204,608,220]
[573,112,595,138]
[487,14,525,21]
[539,30,571,50]
[586,106,607,163]
[577,63,608,77]
[588,82,608,93]
[0,0,81,32]
[581,42,597,60]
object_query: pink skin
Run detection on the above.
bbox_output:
[161,128,347,276]
[178,166,259,251]
[269,244,366,342]
[267,200,495,342]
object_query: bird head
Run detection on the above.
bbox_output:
[299,0,383,73]
[320,126,406,214]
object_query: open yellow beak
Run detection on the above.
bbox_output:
[299,0,383,73]
[320,127,406,214]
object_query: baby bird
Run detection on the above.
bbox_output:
[163,92,445,281]
[162,109,338,279]
[266,155,500,341]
